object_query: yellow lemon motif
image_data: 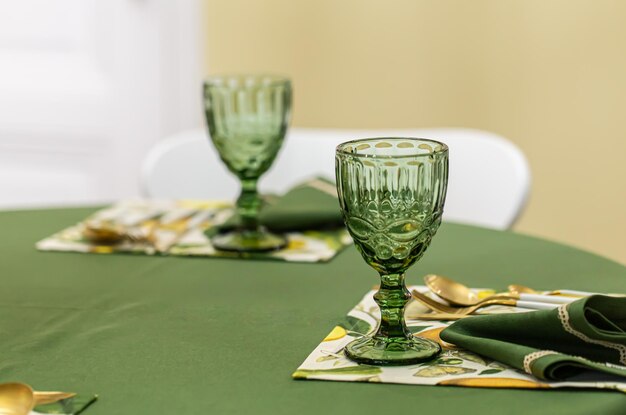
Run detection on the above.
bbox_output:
[92,246,114,254]
[287,240,306,250]
[323,326,347,342]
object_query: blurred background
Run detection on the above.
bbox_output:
[0,0,624,264]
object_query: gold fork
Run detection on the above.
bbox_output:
[407,312,469,321]
[410,289,520,316]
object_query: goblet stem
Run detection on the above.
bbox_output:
[373,273,413,340]
[236,178,262,231]
[344,270,441,365]
[210,176,286,252]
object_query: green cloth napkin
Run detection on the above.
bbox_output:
[440,295,626,382]
[260,177,342,231]
[207,177,343,235]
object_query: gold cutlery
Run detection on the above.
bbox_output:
[424,274,575,306]
[507,284,596,298]
[0,382,75,415]
[410,289,557,316]
[407,312,469,321]
[83,208,212,253]
[0,383,32,415]
[83,220,154,245]
[410,289,513,315]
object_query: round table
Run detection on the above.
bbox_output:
[1,208,625,414]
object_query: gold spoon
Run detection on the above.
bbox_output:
[424,274,575,307]
[0,383,33,415]
[411,289,560,316]
[411,289,520,315]
[0,382,76,415]
[424,274,500,306]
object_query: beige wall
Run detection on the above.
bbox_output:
[203,0,626,264]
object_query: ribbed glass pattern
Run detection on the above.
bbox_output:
[336,138,449,274]
[204,75,291,180]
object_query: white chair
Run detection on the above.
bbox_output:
[141,128,530,230]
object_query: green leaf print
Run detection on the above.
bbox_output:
[316,355,338,363]
[338,315,373,335]
[413,366,476,378]
[293,365,383,379]
[437,358,463,365]
[479,369,504,376]
[454,351,488,366]
[422,357,464,366]
[488,361,508,369]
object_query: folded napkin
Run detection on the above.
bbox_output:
[440,295,626,382]
[207,177,343,236]
[261,177,342,231]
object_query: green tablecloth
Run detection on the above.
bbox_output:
[1,207,625,414]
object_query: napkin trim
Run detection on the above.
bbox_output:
[523,350,558,374]
[557,304,626,364]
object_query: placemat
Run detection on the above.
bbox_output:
[293,286,626,393]
[36,200,351,263]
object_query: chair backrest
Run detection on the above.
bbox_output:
[141,127,530,229]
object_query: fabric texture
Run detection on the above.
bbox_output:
[260,177,342,231]
[440,295,626,382]
[3,208,626,414]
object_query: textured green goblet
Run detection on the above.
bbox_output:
[335,138,449,365]
[203,74,291,252]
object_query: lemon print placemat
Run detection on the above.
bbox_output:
[293,286,626,393]
[37,200,351,263]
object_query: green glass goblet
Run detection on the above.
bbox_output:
[335,137,449,365]
[203,74,292,252]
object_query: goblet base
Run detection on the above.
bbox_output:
[210,229,287,253]
[345,334,441,366]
